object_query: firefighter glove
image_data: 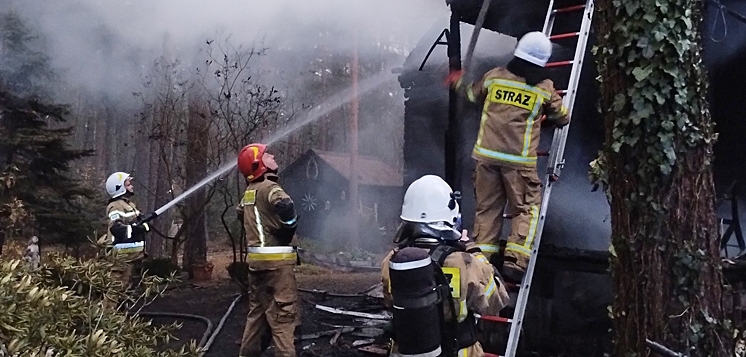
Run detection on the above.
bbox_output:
[444,69,464,88]
[131,222,150,235]
[137,211,158,225]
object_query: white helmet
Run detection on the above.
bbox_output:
[400,175,459,228]
[106,172,131,198]
[514,31,552,67]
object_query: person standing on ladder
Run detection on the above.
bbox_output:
[236,143,300,357]
[446,32,570,283]
[104,172,152,307]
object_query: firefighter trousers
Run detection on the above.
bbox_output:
[239,265,299,357]
[104,257,141,310]
[473,161,542,271]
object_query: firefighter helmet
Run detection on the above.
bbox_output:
[400,175,459,227]
[237,143,268,181]
[514,31,552,67]
[106,172,132,198]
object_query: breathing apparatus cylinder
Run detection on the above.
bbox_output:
[389,247,444,357]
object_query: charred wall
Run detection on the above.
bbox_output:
[399,2,746,355]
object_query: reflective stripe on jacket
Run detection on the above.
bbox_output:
[237,174,297,270]
[462,67,569,169]
[106,198,145,258]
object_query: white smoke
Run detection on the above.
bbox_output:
[5,0,449,96]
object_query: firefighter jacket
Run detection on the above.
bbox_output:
[106,197,147,259]
[460,67,570,169]
[237,173,299,271]
[381,244,509,354]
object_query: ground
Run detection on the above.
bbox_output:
[140,246,386,357]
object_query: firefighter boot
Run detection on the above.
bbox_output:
[501,257,525,284]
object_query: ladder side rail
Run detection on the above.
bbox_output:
[548,0,595,177]
[504,2,596,356]
[503,170,558,357]
[542,0,558,35]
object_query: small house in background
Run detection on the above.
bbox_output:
[280,149,404,246]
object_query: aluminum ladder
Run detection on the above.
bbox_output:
[480,0,595,356]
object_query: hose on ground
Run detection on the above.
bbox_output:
[200,293,243,356]
[137,312,214,348]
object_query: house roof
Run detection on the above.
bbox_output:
[312,150,403,187]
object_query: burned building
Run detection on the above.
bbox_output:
[397,0,746,355]
[280,149,404,250]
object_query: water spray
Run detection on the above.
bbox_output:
[138,70,393,224]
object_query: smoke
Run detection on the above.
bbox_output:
[5,0,449,98]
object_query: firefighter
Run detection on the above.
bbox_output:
[446,31,570,283]
[381,175,509,357]
[237,143,299,357]
[105,172,151,303]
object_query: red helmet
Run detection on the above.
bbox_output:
[237,143,267,181]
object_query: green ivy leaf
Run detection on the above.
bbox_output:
[632,66,653,81]
[625,2,640,15]
[644,46,655,58]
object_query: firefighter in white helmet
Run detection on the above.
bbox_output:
[381,175,509,357]
[446,31,570,283]
[104,172,153,307]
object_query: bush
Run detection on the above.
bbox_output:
[141,258,181,279]
[0,240,200,357]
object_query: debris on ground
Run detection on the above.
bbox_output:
[298,248,382,272]
[314,303,392,320]
[352,339,376,347]
[300,327,355,340]
[357,344,389,356]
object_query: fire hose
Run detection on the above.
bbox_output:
[137,293,243,355]
[136,312,214,348]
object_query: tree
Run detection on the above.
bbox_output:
[591,0,732,355]
[0,11,58,98]
[134,38,284,276]
[0,11,99,251]
[196,38,284,266]
[136,56,191,260]
[182,97,210,278]
[0,85,99,249]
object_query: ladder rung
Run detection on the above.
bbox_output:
[546,60,573,68]
[557,89,567,95]
[484,353,502,357]
[550,32,580,40]
[552,4,586,14]
[479,315,513,324]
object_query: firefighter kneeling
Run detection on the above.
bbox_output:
[382,175,509,357]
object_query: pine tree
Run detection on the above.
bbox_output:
[0,11,58,98]
[0,84,99,247]
[0,11,99,249]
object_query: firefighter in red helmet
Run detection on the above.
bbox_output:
[236,143,300,357]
